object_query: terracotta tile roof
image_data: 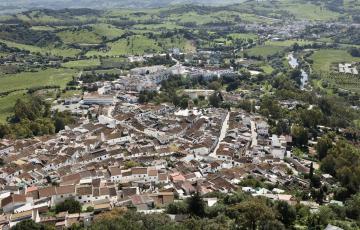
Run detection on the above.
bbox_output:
[39,187,57,198]
[76,186,92,196]
[148,169,158,177]
[131,167,147,175]
[56,185,75,195]
[122,187,137,197]
[92,178,101,188]
[1,194,26,207]
[26,190,39,200]
[109,167,122,176]
[93,188,100,197]
[61,173,81,184]
[158,173,168,181]
[109,187,117,196]
[170,172,185,182]
[99,187,110,196]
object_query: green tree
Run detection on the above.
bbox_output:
[275,201,297,228]
[55,198,81,214]
[166,201,188,215]
[234,198,277,230]
[209,92,222,108]
[345,192,360,220]
[291,125,308,147]
[0,124,11,138]
[309,162,314,180]
[11,220,54,230]
[187,193,206,217]
[317,136,333,160]
[208,81,222,90]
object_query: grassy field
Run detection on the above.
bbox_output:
[132,23,183,31]
[260,64,274,74]
[246,45,286,58]
[318,72,360,94]
[57,29,103,45]
[0,68,77,93]
[228,33,258,41]
[0,90,26,122]
[281,2,340,21]
[60,89,83,99]
[91,24,125,40]
[171,12,216,25]
[265,39,313,47]
[31,26,56,31]
[158,36,196,53]
[0,68,77,121]
[86,35,162,57]
[310,49,360,72]
[16,11,63,24]
[62,59,101,69]
[0,39,80,57]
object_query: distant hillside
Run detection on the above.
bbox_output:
[0,0,246,14]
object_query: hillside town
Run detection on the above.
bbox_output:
[0,61,343,229]
[0,1,360,229]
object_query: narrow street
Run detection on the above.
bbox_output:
[210,112,230,157]
[250,120,257,148]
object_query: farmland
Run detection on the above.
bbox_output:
[91,24,125,40]
[57,29,103,45]
[265,39,313,47]
[0,68,77,93]
[281,2,340,21]
[62,59,101,69]
[310,49,360,73]
[0,39,81,58]
[246,45,286,58]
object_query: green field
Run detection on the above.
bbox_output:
[0,68,77,121]
[260,64,274,74]
[91,24,125,40]
[84,69,124,75]
[57,29,103,45]
[0,39,80,57]
[317,72,360,94]
[246,45,286,58]
[60,89,83,99]
[0,90,26,122]
[281,2,340,21]
[132,23,183,31]
[310,49,360,72]
[228,33,258,41]
[16,11,63,24]
[31,26,56,31]
[265,39,313,47]
[86,35,162,57]
[0,68,77,93]
[62,59,101,69]
[171,12,216,25]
